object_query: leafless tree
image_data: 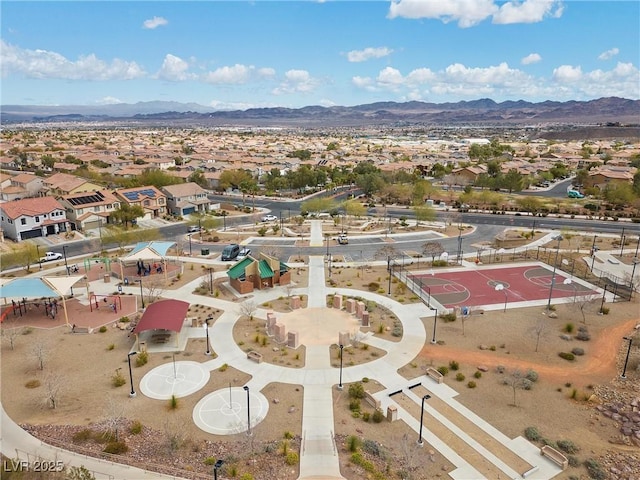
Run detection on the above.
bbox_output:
[504,369,531,406]
[163,418,189,454]
[143,276,165,304]
[397,432,419,479]
[43,372,65,409]
[262,245,282,259]
[374,245,399,262]
[30,339,51,371]
[1,319,23,350]
[422,241,445,263]
[532,318,547,353]
[240,300,257,320]
[101,395,127,441]
[573,294,600,324]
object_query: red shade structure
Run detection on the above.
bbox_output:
[131,299,189,350]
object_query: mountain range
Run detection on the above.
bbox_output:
[2,97,639,127]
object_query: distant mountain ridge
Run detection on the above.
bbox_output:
[2,97,639,126]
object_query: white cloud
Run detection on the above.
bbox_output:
[0,40,146,80]
[493,0,563,25]
[388,0,562,27]
[203,64,254,84]
[352,76,376,91]
[96,96,123,105]
[143,16,168,29]
[521,53,542,65]
[157,54,195,81]
[272,69,320,95]
[257,67,276,78]
[598,47,619,61]
[552,65,583,83]
[347,47,393,63]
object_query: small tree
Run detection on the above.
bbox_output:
[573,294,600,324]
[505,369,531,406]
[532,318,547,353]
[30,339,51,371]
[422,241,445,263]
[43,372,65,409]
[240,300,257,321]
[102,395,127,442]
[1,319,23,350]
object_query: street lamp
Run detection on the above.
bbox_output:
[36,244,42,270]
[243,385,251,436]
[204,315,212,355]
[621,336,633,379]
[62,245,69,276]
[222,211,227,231]
[127,352,138,397]
[387,257,392,295]
[213,459,224,480]
[495,283,508,312]
[546,235,563,311]
[208,267,214,295]
[188,234,192,256]
[600,284,608,314]
[338,344,344,390]
[430,308,438,344]
[136,279,145,309]
[417,394,431,446]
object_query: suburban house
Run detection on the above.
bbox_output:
[161,182,216,216]
[448,165,488,185]
[1,173,45,201]
[586,166,637,190]
[0,197,68,241]
[227,253,291,294]
[114,186,167,220]
[58,190,121,231]
[43,172,102,196]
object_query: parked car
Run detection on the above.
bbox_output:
[221,244,240,261]
[337,233,348,245]
[262,214,278,222]
[187,225,201,233]
[238,247,251,258]
[41,252,63,262]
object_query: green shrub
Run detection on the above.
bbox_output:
[285,452,299,465]
[525,369,539,382]
[135,351,148,367]
[524,426,541,442]
[564,323,575,333]
[203,457,217,466]
[559,352,575,361]
[362,412,370,422]
[584,458,606,480]
[467,381,477,388]
[347,435,360,452]
[348,382,365,399]
[557,439,579,454]
[72,429,94,444]
[367,282,380,292]
[449,360,459,371]
[168,394,179,410]
[99,326,108,333]
[111,370,126,387]
[455,373,465,382]
[599,306,610,315]
[284,431,294,439]
[473,371,482,379]
[129,420,143,435]
[372,408,384,423]
[439,312,457,322]
[107,343,115,351]
[103,441,128,454]
[240,474,254,480]
[349,399,361,412]
[362,439,381,456]
[219,363,228,372]
[437,366,449,376]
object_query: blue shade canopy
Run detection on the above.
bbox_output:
[0,278,59,299]
[125,242,176,259]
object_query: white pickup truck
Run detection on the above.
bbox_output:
[41,252,63,262]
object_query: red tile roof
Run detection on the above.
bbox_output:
[0,196,65,220]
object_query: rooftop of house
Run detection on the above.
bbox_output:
[0,196,65,219]
[161,182,208,197]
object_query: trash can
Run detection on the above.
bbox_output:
[201,248,210,256]
[103,274,110,283]
[124,277,129,285]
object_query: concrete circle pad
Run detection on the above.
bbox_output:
[140,361,210,400]
[193,387,269,435]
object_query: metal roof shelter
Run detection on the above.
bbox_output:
[0,276,84,325]
[131,299,189,350]
[119,241,177,282]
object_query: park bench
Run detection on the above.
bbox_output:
[426,367,444,384]
[247,351,263,363]
[541,445,568,470]
[72,326,91,334]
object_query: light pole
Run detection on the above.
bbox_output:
[387,257,392,295]
[621,336,633,379]
[62,245,69,276]
[430,307,438,344]
[222,211,227,231]
[417,394,431,446]
[546,235,563,311]
[243,385,251,436]
[495,283,508,312]
[214,459,224,480]
[204,315,212,355]
[620,227,625,256]
[631,258,639,298]
[36,244,42,270]
[325,233,330,257]
[127,352,137,397]
[338,344,344,390]
[600,284,608,314]
[188,234,192,256]
[136,279,145,309]
[209,267,214,295]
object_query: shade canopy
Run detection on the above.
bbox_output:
[132,299,189,334]
[0,276,84,301]
[124,241,176,261]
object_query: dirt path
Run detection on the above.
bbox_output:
[418,317,639,386]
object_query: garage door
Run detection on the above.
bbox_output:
[20,229,43,240]
[182,207,195,215]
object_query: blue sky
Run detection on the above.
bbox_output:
[1,1,639,109]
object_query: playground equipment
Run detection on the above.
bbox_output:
[89,294,122,313]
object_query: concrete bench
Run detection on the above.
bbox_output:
[426,367,444,384]
[247,351,263,363]
[541,445,568,470]
[72,326,91,334]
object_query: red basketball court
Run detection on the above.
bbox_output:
[410,264,599,309]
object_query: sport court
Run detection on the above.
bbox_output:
[410,264,599,309]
